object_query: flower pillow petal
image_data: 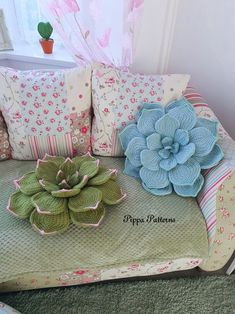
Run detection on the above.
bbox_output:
[119,98,224,197]
[0,66,91,160]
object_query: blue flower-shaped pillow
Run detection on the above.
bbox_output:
[119,98,224,197]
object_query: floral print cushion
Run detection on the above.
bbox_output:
[0,66,91,160]
[0,112,11,161]
[91,63,190,156]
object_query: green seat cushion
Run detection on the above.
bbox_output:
[0,158,208,283]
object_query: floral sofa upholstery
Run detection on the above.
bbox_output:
[0,87,234,292]
[184,87,235,272]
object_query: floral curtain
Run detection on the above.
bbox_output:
[39,0,144,67]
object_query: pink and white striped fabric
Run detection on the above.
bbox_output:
[184,87,235,249]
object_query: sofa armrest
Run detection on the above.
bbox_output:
[198,168,235,271]
[197,137,235,248]
[184,87,235,271]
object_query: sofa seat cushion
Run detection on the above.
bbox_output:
[0,158,208,284]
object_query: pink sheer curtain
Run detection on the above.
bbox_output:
[40,0,144,67]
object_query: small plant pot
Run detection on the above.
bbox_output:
[39,38,54,54]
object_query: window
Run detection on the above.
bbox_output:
[0,0,62,46]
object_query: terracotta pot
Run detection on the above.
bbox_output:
[39,38,54,54]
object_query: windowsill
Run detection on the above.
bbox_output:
[0,43,77,67]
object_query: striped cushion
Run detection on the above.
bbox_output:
[184,87,235,249]
[0,66,91,160]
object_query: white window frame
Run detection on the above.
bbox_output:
[0,0,74,66]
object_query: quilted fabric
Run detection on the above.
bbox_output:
[0,158,208,284]
[119,99,224,197]
[0,66,91,160]
[0,112,11,161]
[91,63,190,156]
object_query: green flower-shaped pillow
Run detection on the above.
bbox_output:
[7,154,126,235]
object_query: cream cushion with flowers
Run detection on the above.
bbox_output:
[0,66,91,160]
[91,63,190,156]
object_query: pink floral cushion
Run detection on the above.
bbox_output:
[0,66,91,160]
[0,112,11,161]
[91,63,190,156]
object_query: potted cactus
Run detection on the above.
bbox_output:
[37,22,54,54]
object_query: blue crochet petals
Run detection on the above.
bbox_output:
[142,182,173,196]
[189,127,216,157]
[194,144,224,169]
[162,137,173,147]
[125,137,147,167]
[140,149,161,171]
[173,174,205,197]
[136,102,164,121]
[174,129,189,146]
[158,148,171,159]
[140,167,169,189]
[168,102,197,130]
[196,118,218,137]
[166,98,190,112]
[155,114,180,138]
[119,124,143,151]
[147,133,162,150]
[124,158,141,178]
[120,98,224,198]
[175,143,196,164]
[171,143,180,154]
[169,158,201,186]
[137,109,164,136]
[159,156,177,171]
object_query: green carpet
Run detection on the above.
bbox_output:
[1,275,234,314]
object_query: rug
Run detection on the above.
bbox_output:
[0,275,234,314]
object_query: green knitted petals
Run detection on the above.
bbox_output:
[59,158,76,178]
[56,170,65,184]
[32,191,67,215]
[70,203,105,227]
[88,167,117,186]
[39,180,59,193]
[72,153,96,170]
[36,160,58,183]
[96,180,127,205]
[7,153,126,235]
[58,179,71,190]
[15,171,44,196]
[7,190,34,219]
[43,154,65,167]
[68,187,102,212]
[79,160,100,178]
[30,209,69,235]
[68,172,79,187]
[51,189,81,198]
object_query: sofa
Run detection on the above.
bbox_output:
[0,64,234,292]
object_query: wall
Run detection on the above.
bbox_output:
[133,0,235,139]
[168,0,235,139]
[133,0,179,74]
